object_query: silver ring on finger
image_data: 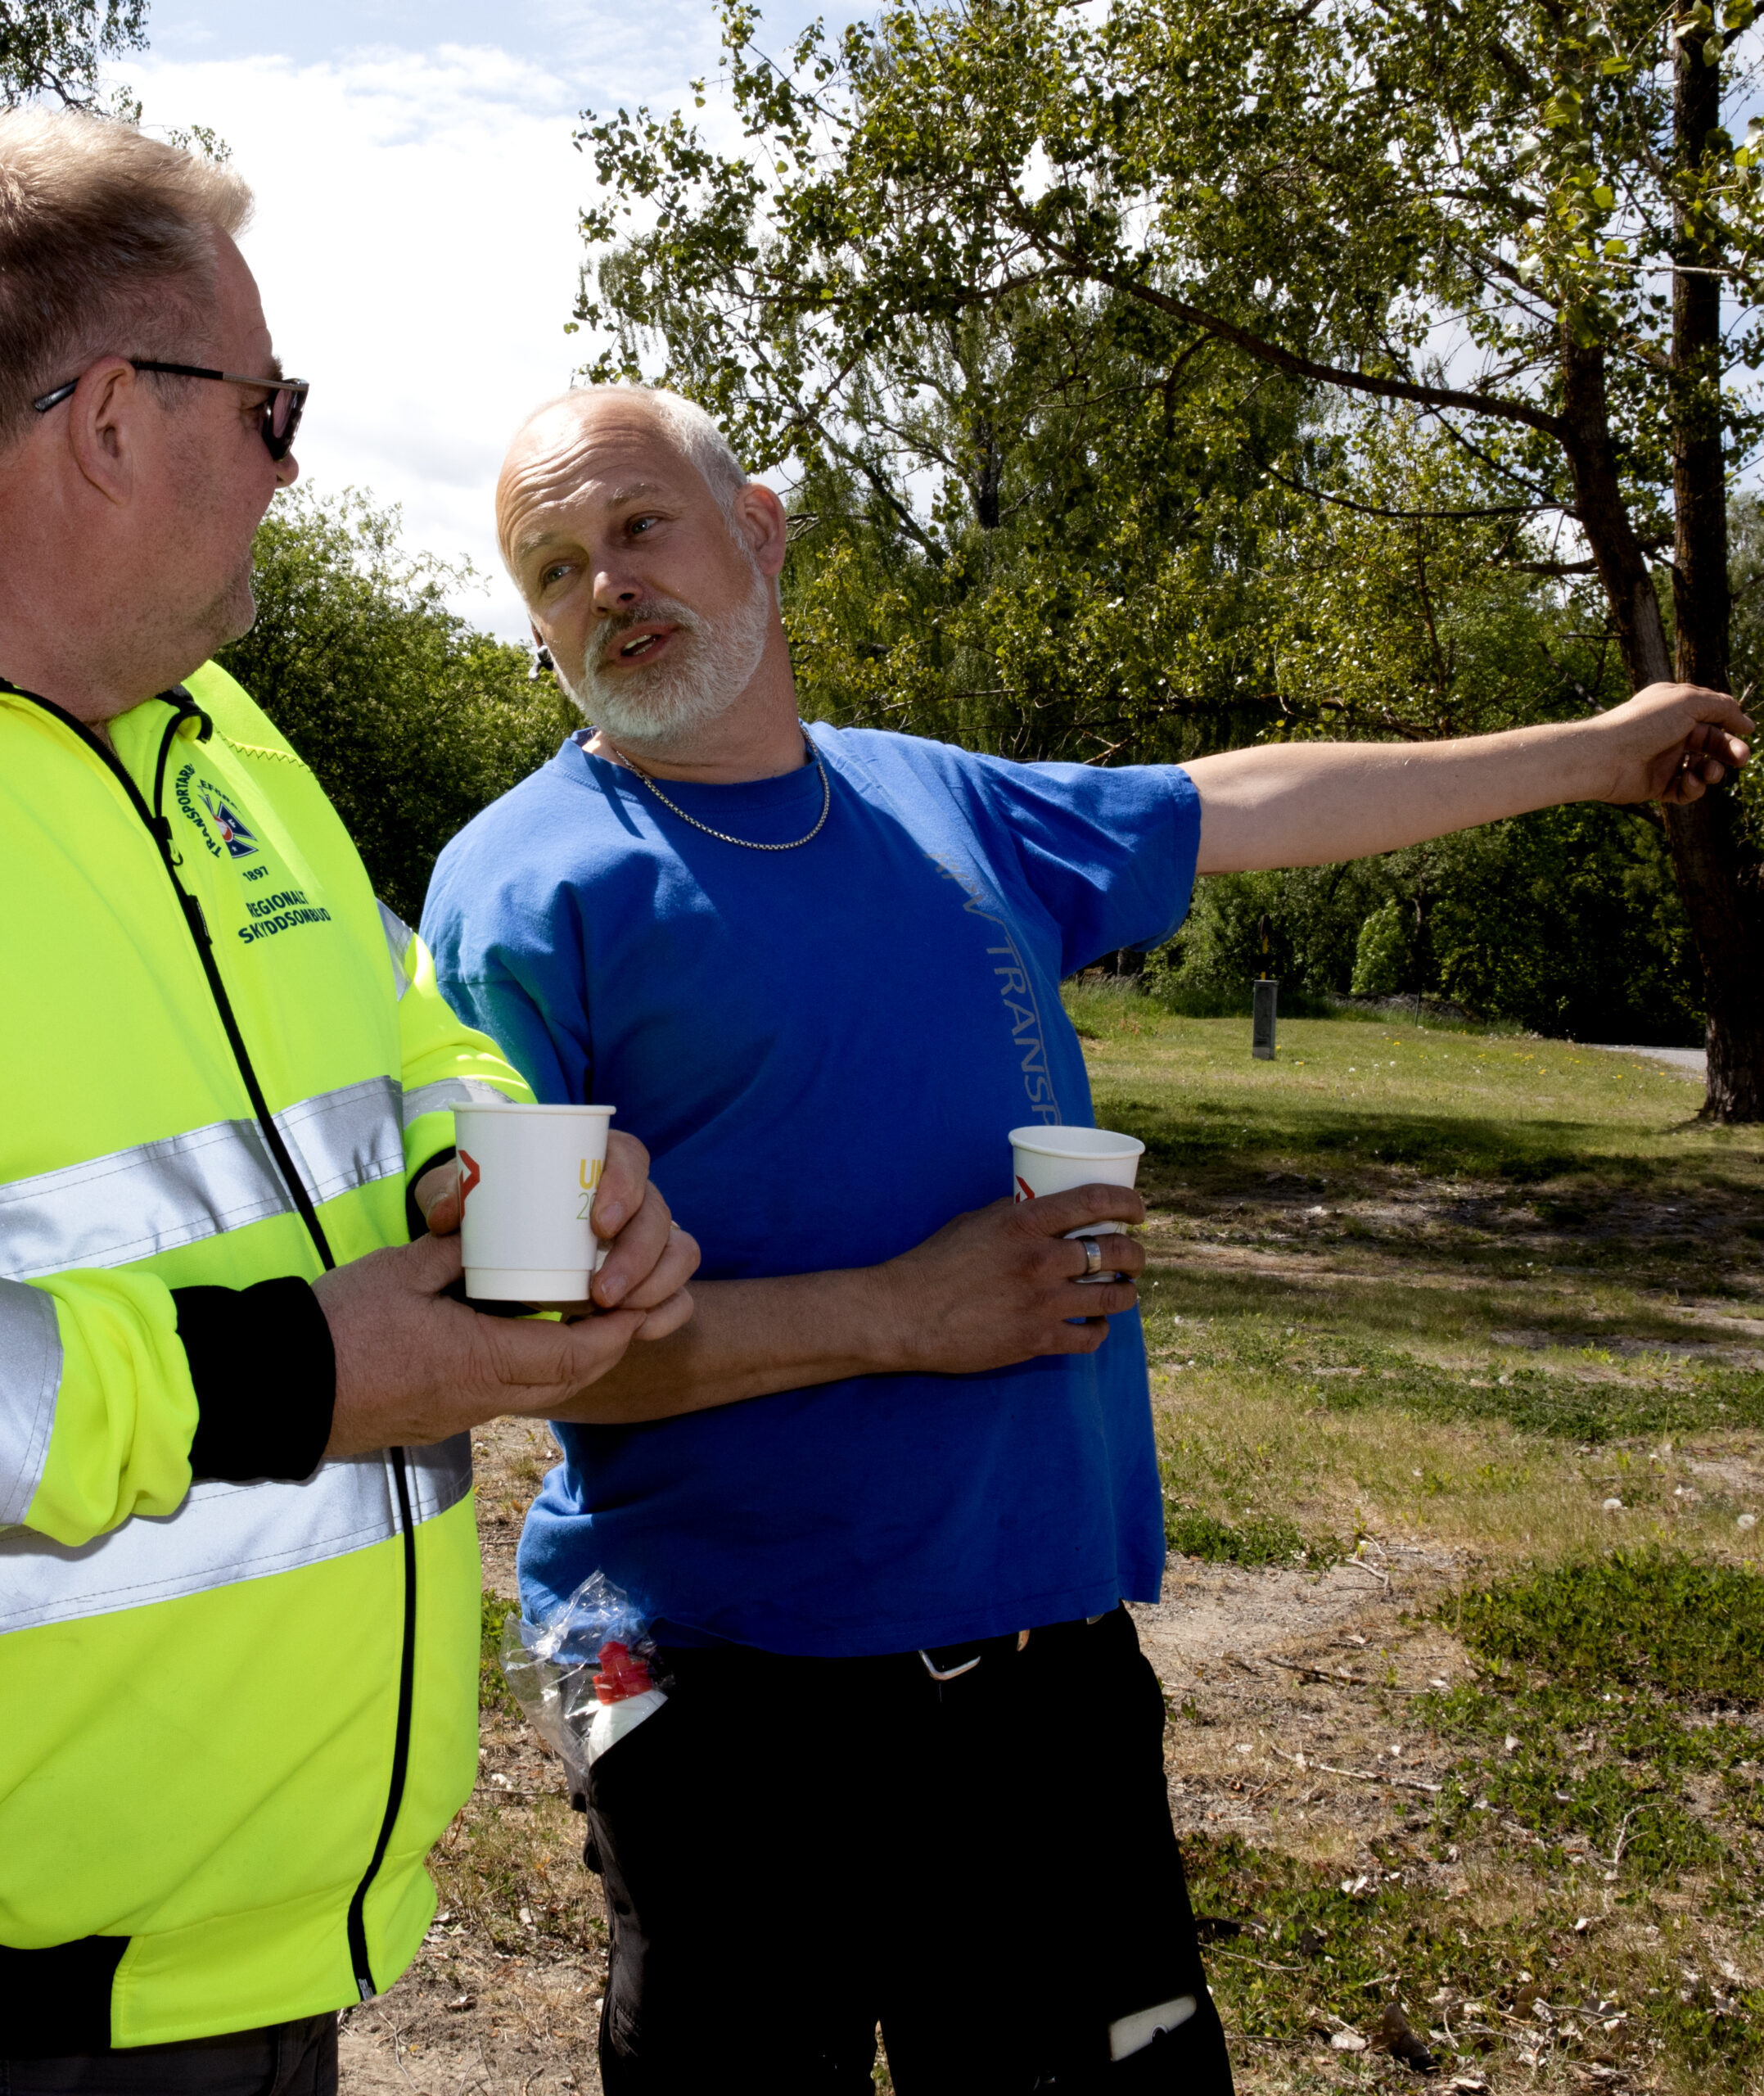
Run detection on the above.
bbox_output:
[1081,1236,1103,1278]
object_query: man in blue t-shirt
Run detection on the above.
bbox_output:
[423,385,1748,2096]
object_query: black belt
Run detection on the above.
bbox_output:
[658,1604,1124,1690]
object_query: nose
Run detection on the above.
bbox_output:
[592,551,644,612]
[276,445,300,490]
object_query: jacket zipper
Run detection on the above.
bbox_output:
[8,681,418,2002]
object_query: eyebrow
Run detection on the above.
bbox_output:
[509,481,673,562]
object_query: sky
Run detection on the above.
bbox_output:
[118,0,847,640]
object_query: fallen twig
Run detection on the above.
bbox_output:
[1264,1655,1369,1685]
[1213,1947,1306,1973]
[1273,1746,1443,1794]
[1607,1806,1641,1872]
[1261,1655,1434,1696]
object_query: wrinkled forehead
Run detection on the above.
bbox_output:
[497,404,704,560]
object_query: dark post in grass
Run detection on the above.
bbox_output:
[1253,915,1278,1061]
[1252,979,1278,1061]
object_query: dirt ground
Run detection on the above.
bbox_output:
[342,1430,1763,2094]
[340,1415,1490,2096]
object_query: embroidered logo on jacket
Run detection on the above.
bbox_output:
[197,788,260,860]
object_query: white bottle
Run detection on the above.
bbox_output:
[584,1640,667,1767]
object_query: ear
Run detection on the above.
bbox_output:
[733,481,789,581]
[65,358,147,509]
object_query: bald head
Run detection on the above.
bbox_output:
[496,382,793,759]
[498,386,747,571]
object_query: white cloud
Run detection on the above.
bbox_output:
[124,32,702,639]
[122,3,855,639]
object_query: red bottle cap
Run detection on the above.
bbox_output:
[594,1639,655,1704]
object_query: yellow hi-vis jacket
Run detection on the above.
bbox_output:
[0,662,530,2051]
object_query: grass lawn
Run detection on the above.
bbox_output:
[360,995,1764,2096]
[1071,983,1764,2094]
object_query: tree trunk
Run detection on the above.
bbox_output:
[1667,20,1764,1118]
[973,413,1002,531]
[1558,331,1672,685]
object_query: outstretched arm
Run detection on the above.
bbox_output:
[1187,681,1753,874]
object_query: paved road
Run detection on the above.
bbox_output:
[1581,1042,1707,1079]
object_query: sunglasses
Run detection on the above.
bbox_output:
[31,359,309,461]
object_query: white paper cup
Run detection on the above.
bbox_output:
[1009,1125,1144,1279]
[456,1101,616,1303]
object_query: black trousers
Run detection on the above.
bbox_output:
[584,1607,1234,2094]
[0,2015,336,2095]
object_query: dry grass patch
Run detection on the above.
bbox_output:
[1155,1372,1764,1568]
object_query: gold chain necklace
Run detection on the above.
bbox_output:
[609,729,832,852]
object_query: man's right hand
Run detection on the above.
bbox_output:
[314,1226,696,1459]
[515,1182,1148,1419]
[875,1183,1147,1375]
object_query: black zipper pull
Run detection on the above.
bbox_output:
[182,891,211,948]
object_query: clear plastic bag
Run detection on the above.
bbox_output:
[499,1570,668,1804]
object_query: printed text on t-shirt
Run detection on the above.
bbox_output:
[927,850,1060,1126]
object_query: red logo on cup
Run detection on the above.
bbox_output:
[1015,1174,1035,1202]
[458,1150,481,1204]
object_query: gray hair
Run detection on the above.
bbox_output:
[522,383,749,517]
[624,386,749,517]
[0,108,252,447]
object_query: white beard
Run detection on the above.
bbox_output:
[559,571,772,752]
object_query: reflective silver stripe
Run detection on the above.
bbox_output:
[0,1434,471,1633]
[378,900,414,1001]
[400,1077,512,1132]
[275,1075,404,1207]
[0,1078,404,1283]
[0,1281,61,1527]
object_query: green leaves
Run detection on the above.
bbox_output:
[217,490,575,921]
[0,1,147,110]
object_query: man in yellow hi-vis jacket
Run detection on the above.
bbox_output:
[0,111,701,2093]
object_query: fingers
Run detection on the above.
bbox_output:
[486,1303,651,1398]
[1661,741,1744,803]
[398,1225,464,1292]
[632,1285,695,1342]
[1062,1231,1146,1281]
[593,1181,693,1308]
[592,1128,651,1241]
[1686,689,1755,741]
[1685,718,1751,770]
[1635,680,1756,738]
[1056,1276,1140,1320]
[1045,1314,1112,1354]
[616,1222,702,1313]
[1011,1182,1147,1237]
[416,1168,461,1237]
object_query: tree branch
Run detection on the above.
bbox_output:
[1261,461,1568,522]
[1507,533,1670,574]
[1040,242,1572,440]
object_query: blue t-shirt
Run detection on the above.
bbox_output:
[422,724,1201,1656]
